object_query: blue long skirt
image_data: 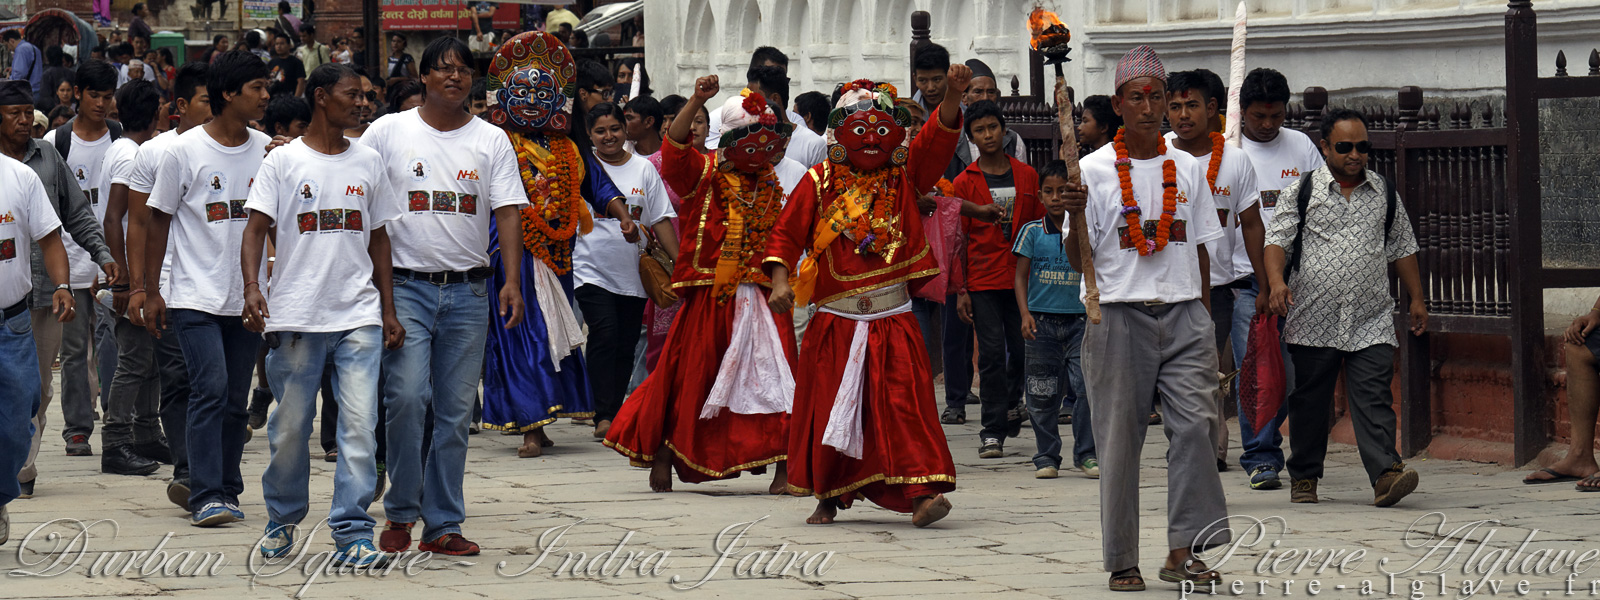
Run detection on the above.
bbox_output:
[484,235,593,432]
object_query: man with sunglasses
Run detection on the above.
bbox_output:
[1262,108,1426,507]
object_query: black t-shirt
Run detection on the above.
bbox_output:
[268,55,306,86]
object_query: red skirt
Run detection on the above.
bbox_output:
[603,286,796,484]
[786,311,956,513]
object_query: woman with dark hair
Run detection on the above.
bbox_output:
[612,58,651,103]
[385,78,423,112]
[47,105,76,130]
[204,35,231,65]
[37,71,76,114]
[386,34,417,80]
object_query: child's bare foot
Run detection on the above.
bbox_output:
[650,450,673,492]
[769,462,789,495]
[911,494,952,528]
[806,499,839,525]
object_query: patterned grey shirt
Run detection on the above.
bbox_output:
[1264,167,1418,351]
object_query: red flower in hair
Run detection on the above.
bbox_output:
[759,112,777,127]
[846,79,876,93]
[742,94,766,116]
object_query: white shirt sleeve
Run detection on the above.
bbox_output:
[705,105,724,148]
[485,131,529,210]
[1186,160,1225,247]
[641,167,675,226]
[366,152,402,228]
[242,151,280,222]
[1236,151,1262,213]
[145,145,185,216]
[107,143,140,187]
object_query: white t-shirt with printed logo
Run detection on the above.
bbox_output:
[244,139,398,333]
[42,129,112,288]
[147,126,271,316]
[0,157,62,308]
[1241,127,1324,226]
[127,130,179,289]
[1078,143,1223,304]
[359,108,527,272]
[574,153,676,298]
[1166,132,1263,286]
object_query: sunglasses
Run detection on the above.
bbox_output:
[1333,141,1372,155]
[365,91,378,102]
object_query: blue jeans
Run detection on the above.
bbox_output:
[170,309,261,509]
[1232,277,1292,473]
[155,323,190,477]
[942,293,974,411]
[1,309,40,507]
[382,275,488,542]
[262,327,382,546]
[1024,312,1095,469]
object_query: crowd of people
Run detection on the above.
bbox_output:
[4,16,1540,591]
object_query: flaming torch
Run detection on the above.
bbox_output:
[1029,5,1101,323]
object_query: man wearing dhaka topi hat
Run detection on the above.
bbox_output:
[1060,45,1231,592]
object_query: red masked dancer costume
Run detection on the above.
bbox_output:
[765,80,961,517]
[603,88,798,487]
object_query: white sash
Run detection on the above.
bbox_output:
[701,284,796,419]
[533,259,584,371]
[818,299,912,459]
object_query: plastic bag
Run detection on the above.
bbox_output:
[1239,313,1286,429]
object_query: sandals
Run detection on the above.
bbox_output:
[1159,558,1222,585]
[1577,474,1600,492]
[1523,467,1585,485]
[1109,567,1145,592]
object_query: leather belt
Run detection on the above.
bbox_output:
[394,267,494,284]
[2,299,26,320]
[822,283,911,316]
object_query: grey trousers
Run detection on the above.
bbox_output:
[22,290,100,482]
[1285,343,1402,486]
[94,297,117,412]
[1085,300,1230,572]
[104,315,163,448]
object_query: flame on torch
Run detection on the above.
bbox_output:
[1028,7,1071,53]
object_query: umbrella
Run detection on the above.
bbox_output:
[23,8,97,55]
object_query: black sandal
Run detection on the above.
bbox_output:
[1109,567,1145,592]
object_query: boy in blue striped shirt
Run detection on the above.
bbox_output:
[1012,160,1097,479]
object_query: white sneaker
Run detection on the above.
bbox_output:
[1035,466,1059,479]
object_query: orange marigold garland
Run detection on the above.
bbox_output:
[513,133,589,274]
[711,165,785,303]
[933,177,955,198]
[1112,127,1179,256]
[1205,131,1225,192]
[827,163,903,257]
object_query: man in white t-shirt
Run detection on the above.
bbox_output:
[93,80,168,477]
[1164,69,1267,476]
[244,63,397,568]
[123,62,213,512]
[141,51,272,528]
[359,38,527,557]
[1235,67,1325,491]
[0,137,76,544]
[34,59,124,462]
[1062,46,1229,592]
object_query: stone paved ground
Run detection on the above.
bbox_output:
[4,396,1599,600]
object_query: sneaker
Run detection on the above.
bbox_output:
[1035,466,1059,479]
[167,477,191,511]
[17,479,32,499]
[378,521,413,552]
[334,539,390,568]
[1291,479,1319,504]
[418,533,480,556]
[978,438,1003,459]
[1373,464,1420,507]
[65,435,93,456]
[1079,458,1100,479]
[248,388,272,430]
[1249,466,1282,490]
[940,407,965,425]
[223,502,245,521]
[191,502,239,527]
[259,520,295,558]
[373,463,387,502]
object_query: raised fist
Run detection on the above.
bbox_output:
[946,63,972,96]
[694,75,720,102]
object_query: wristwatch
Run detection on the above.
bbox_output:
[55,284,70,292]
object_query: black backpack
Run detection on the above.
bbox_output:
[51,118,123,162]
[1283,170,1397,280]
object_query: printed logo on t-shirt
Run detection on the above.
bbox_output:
[88,188,99,206]
[0,211,13,224]
[320,209,344,231]
[456,169,479,182]
[1217,208,1231,228]
[297,179,321,204]
[406,190,475,215]
[1260,190,1280,209]
[458,194,477,215]
[1281,168,1301,178]
[1117,219,1189,250]
[409,158,431,183]
[205,200,250,223]
[0,238,14,261]
[432,191,457,212]
[74,167,86,182]
[345,185,365,198]
[206,171,228,195]
[230,200,248,219]
[1212,184,1231,197]
[1176,190,1190,205]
